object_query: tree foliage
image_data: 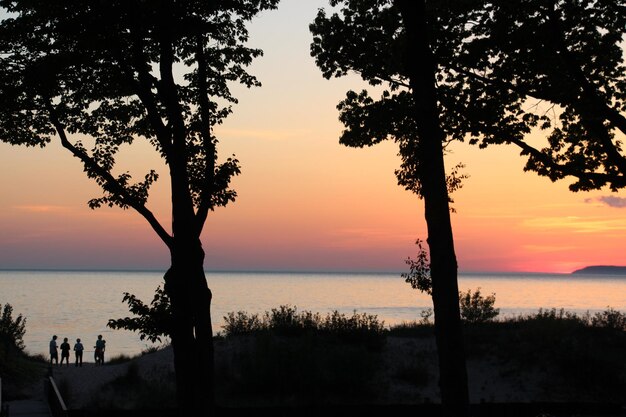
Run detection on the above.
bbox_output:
[310,0,468,205]
[403,243,500,324]
[401,239,432,295]
[438,0,626,191]
[107,286,172,344]
[0,303,26,352]
[312,0,626,193]
[0,0,278,242]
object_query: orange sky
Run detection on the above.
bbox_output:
[1,0,625,273]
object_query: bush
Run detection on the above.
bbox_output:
[222,305,385,348]
[591,307,626,331]
[0,303,26,351]
[459,288,499,324]
[264,305,322,335]
[223,311,264,335]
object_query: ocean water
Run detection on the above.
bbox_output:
[1,270,625,359]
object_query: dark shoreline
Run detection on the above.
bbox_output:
[572,265,626,275]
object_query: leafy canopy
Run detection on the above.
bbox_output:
[439,0,626,191]
[0,0,279,241]
[310,0,470,204]
[312,0,626,194]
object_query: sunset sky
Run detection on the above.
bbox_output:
[1,0,625,274]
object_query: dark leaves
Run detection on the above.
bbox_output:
[107,286,172,344]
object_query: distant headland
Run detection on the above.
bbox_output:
[572,265,626,275]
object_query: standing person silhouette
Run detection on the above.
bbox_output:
[49,335,58,366]
[59,337,71,366]
[74,338,84,367]
[94,335,106,365]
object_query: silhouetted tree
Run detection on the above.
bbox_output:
[311,1,471,415]
[441,0,626,192]
[0,1,278,414]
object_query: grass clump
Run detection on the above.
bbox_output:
[107,353,136,365]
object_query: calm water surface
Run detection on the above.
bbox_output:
[1,270,624,358]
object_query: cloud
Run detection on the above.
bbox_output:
[522,244,579,253]
[13,205,70,213]
[524,216,626,233]
[595,196,626,208]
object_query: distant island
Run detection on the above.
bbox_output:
[572,265,626,275]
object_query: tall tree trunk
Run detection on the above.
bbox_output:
[165,239,215,417]
[166,135,215,415]
[396,1,470,416]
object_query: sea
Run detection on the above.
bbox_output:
[1,270,625,359]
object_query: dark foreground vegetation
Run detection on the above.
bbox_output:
[214,306,626,406]
[2,305,625,417]
[0,303,47,401]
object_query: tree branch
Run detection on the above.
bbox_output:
[450,64,626,178]
[194,34,216,231]
[545,5,626,175]
[44,99,174,249]
[509,136,626,189]
[157,13,186,149]
[125,33,173,157]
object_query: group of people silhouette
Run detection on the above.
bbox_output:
[49,334,106,367]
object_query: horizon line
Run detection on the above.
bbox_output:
[0,267,571,275]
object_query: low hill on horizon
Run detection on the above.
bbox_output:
[572,265,626,275]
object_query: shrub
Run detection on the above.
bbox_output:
[0,303,26,351]
[590,307,626,331]
[222,305,385,348]
[321,310,386,348]
[263,305,318,335]
[459,288,499,324]
[222,311,263,336]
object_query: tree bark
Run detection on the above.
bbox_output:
[396,1,470,416]
[165,239,215,417]
[165,108,215,414]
